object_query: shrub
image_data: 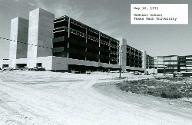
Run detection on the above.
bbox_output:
[117,79,186,99]
[160,86,182,99]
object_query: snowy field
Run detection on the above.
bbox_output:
[0,71,192,125]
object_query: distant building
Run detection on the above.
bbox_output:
[155,55,192,73]
[155,55,178,73]
[178,55,192,72]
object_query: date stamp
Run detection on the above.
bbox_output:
[131,4,188,24]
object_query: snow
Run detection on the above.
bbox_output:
[0,71,191,125]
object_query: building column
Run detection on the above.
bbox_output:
[67,17,70,58]
[142,50,147,73]
[120,38,127,72]
[27,8,55,68]
[9,17,29,69]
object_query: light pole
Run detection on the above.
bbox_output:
[119,48,122,78]
[119,64,122,78]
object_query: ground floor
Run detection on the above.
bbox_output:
[0,56,145,73]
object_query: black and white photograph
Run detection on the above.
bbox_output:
[0,0,192,124]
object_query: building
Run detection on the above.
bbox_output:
[155,55,178,73]
[155,55,192,73]
[120,39,144,72]
[146,54,154,69]
[5,8,121,72]
[178,55,192,72]
[0,8,148,73]
[52,15,119,72]
[27,8,55,69]
[9,17,28,68]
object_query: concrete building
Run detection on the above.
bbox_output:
[120,38,144,72]
[27,8,55,68]
[9,17,28,68]
[52,15,119,72]
[155,55,192,73]
[155,55,178,73]
[1,8,148,73]
[178,55,192,72]
[5,8,120,72]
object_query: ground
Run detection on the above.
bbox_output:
[0,71,192,125]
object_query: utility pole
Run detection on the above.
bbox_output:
[119,48,122,78]
[119,63,122,78]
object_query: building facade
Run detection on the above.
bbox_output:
[178,55,192,72]
[146,54,154,69]
[120,39,144,72]
[9,17,28,68]
[27,8,55,68]
[52,15,119,71]
[155,55,192,73]
[155,55,178,73]
[1,8,149,73]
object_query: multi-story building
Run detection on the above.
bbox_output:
[155,55,178,73]
[2,8,121,72]
[9,17,28,68]
[0,8,147,73]
[52,15,119,71]
[155,55,192,73]
[126,45,143,68]
[146,54,154,69]
[178,55,192,72]
[120,39,144,72]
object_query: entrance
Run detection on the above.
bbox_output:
[16,64,27,69]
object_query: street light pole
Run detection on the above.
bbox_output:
[119,64,122,78]
[119,47,122,78]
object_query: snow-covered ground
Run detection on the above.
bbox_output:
[0,71,191,125]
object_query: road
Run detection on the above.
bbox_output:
[0,71,191,125]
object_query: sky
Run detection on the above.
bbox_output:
[0,0,191,59]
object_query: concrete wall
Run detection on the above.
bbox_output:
[27,8,55,68]
[36,57,53,70]
[52,56,120,71]
[9,17,28,68]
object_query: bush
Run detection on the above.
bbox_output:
[161,86,182,99]
[161,91,182,99]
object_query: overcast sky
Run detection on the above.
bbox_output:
[0,0,191,59]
